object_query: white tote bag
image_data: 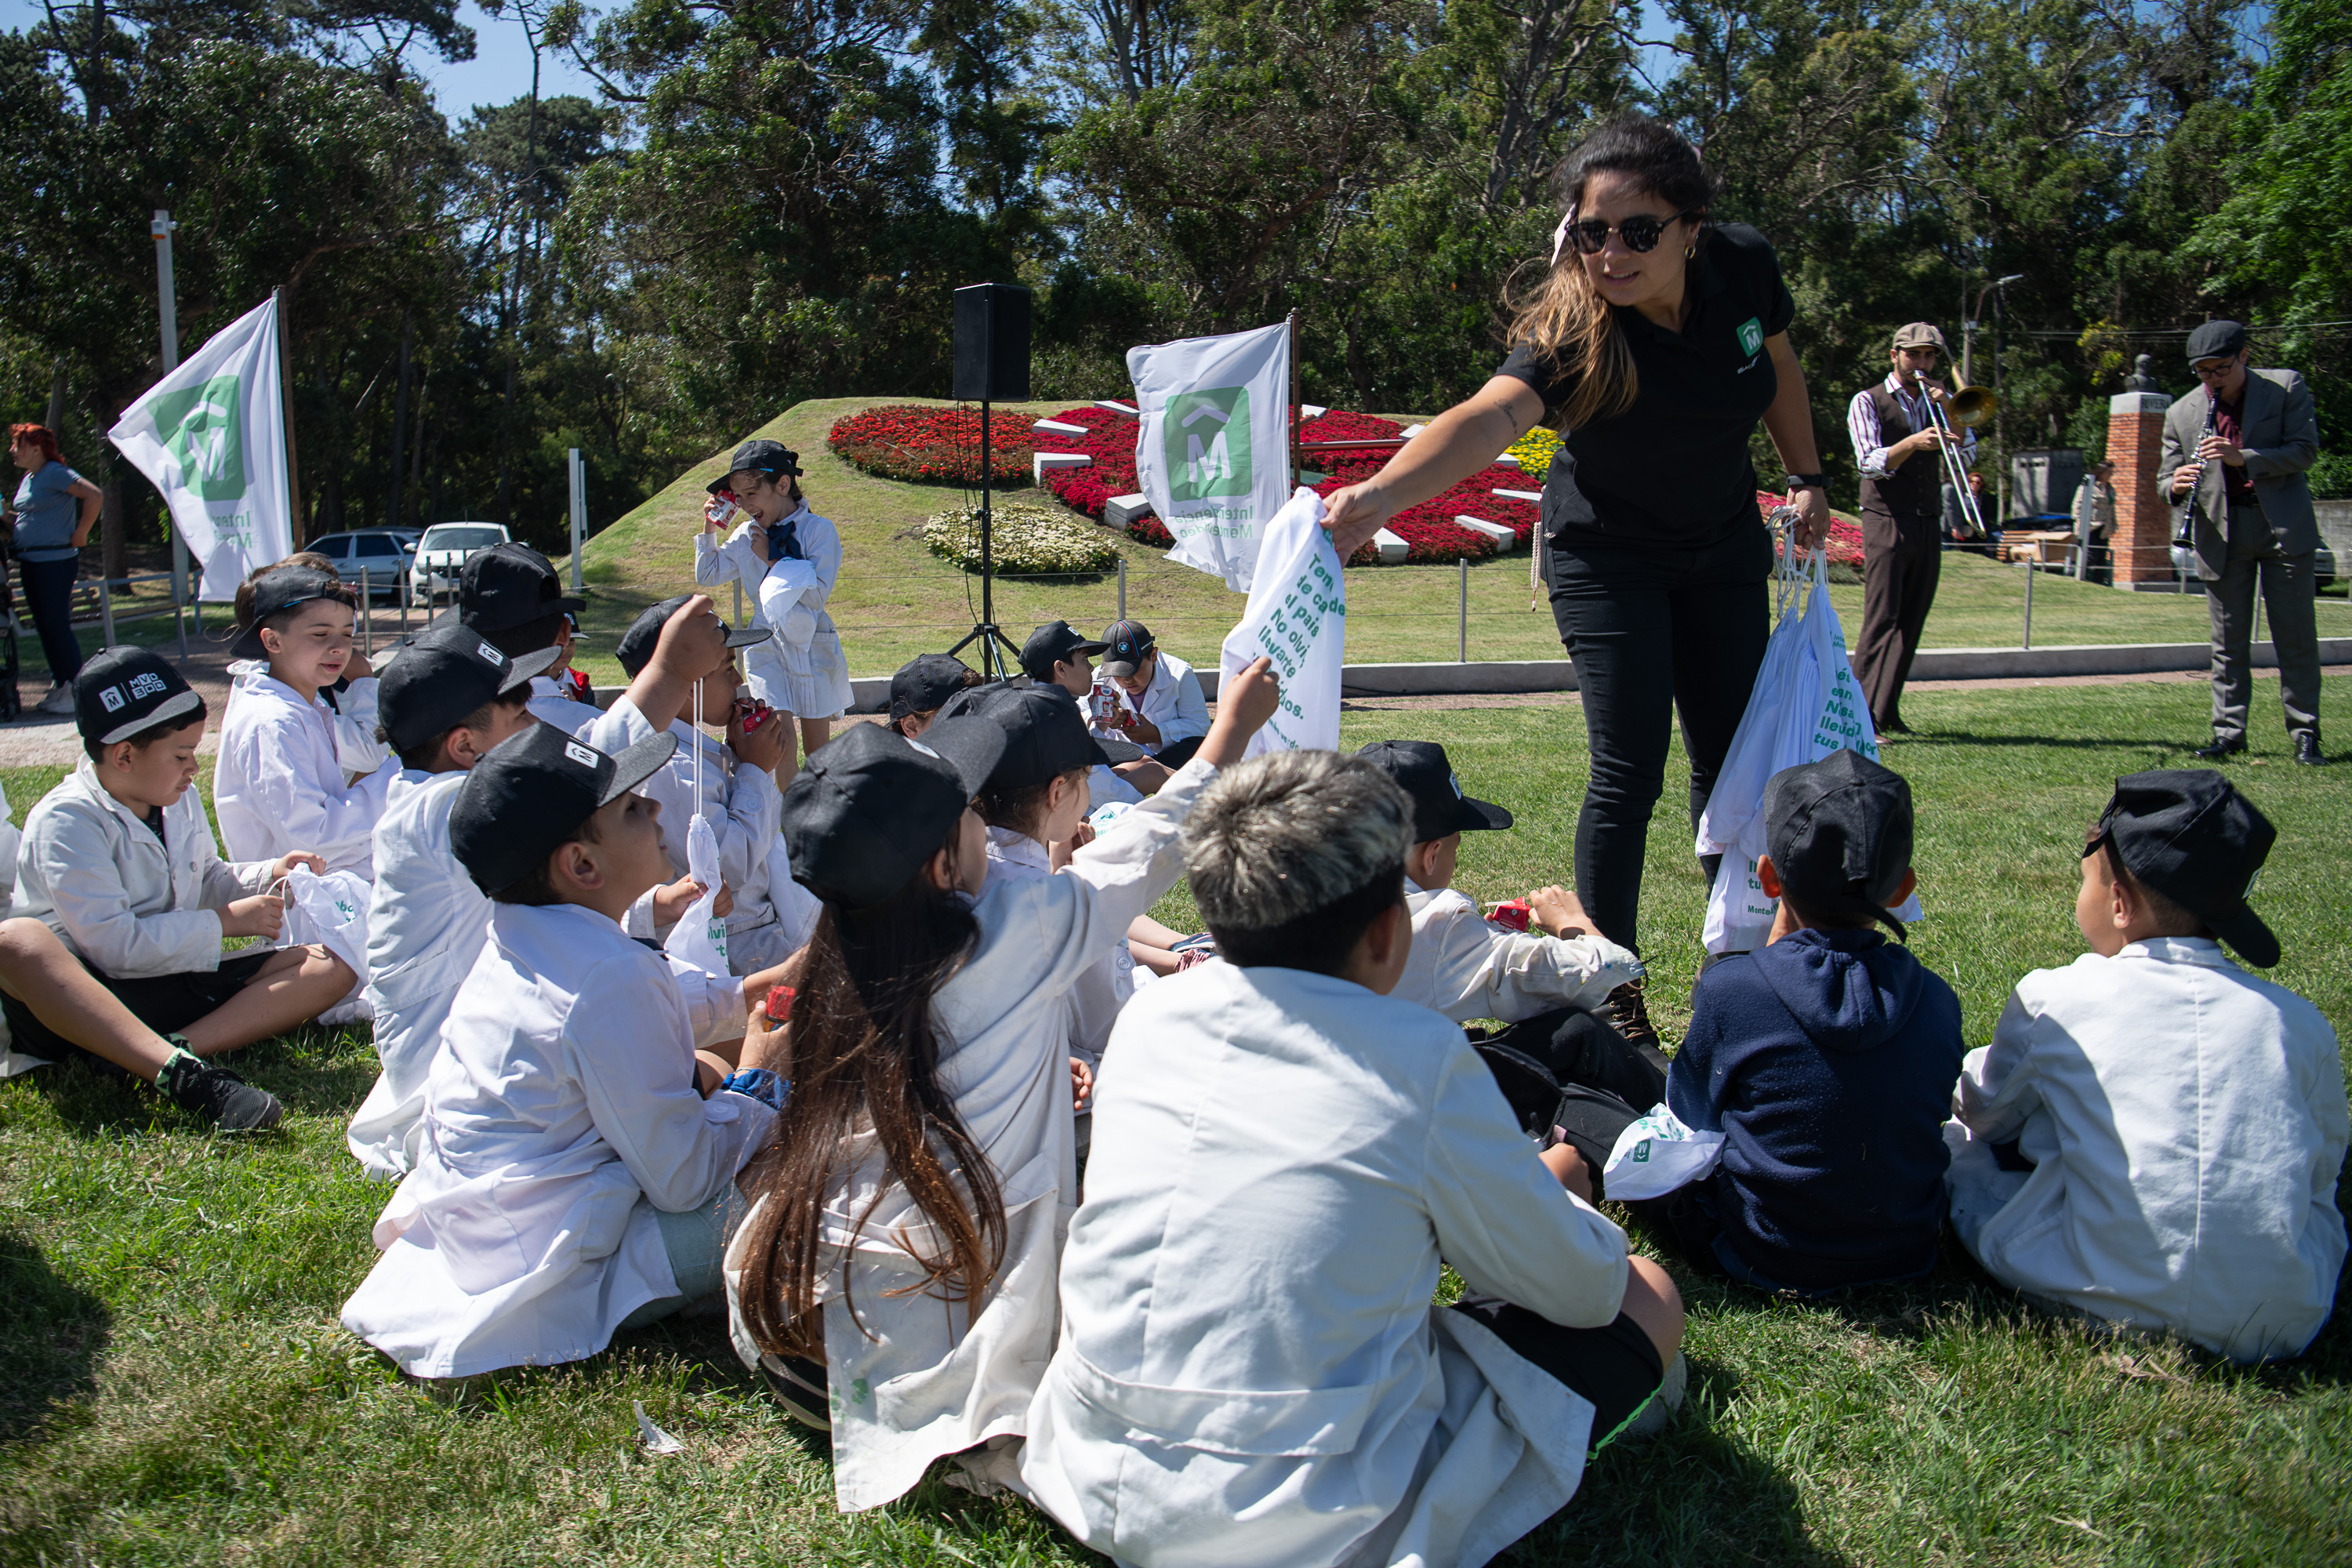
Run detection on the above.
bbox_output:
[281,865,375,1023]
[663,811,731,977]
[1602,1103,1728,1202]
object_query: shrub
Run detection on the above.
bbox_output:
[924,503,1120,575]
[829,405,1036,485]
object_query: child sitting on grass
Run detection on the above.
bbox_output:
[1019,619,1160,802]
[342,642,789,1379]
[1646,750,1964,1294]
[883,652,979,740]
[4,648,354,1128]
[1945,770,2346,1363]
[590,594,819,972]
[723,659,1279,1512]
[449,542,598,738]
[215,565,398,877]
[1355,739,1649,1123]
[1021,749,1683,1568]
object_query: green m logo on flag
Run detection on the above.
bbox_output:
[1164,387,1253,503]
[152,375,246,503]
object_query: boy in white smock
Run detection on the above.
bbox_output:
[589,594,821,972]
[1946,770,2347,1363]
[1021,750,1686,1568]
[5,648,353,1128]
[214,566,398,877]
[340,667,789,1379]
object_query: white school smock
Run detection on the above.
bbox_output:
[1020,964,1632,1568]
[724,756,1221,1512]
[10,759,274,978]
[341,901,777,1378]
[1944,938,2348,1363]
[215,669,397,877]
[983,826,1134,1067]
[350,770,490,1177]
[1397,877,1642,1024]
[526,674,601,739]
[586,696,817,972]
[227,659,390,776]
[698,506,853,718]
[1102,651,1207,751]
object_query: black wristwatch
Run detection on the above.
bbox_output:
[1784,473,1827,492]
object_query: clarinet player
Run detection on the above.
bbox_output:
[2163,321,2325,765]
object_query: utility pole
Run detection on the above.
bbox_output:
[153,209,190,655]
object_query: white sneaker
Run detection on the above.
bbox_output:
[37,684,75,716]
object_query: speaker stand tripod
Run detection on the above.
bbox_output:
[947,397,1025,679]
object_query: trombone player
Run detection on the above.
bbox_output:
[1846,323,1981,735]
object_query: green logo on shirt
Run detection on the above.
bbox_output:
[1163,387,1253,503]
[1737,318,1764,358]
[152,375,246,502]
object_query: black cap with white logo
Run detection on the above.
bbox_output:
[2095,768,2279,967]
[456,543,586,633]
[230,566,347,661]
[449,723,677,895]
[1355,740,1512,844]
[939,682,1110,790]
[1099,619,1156,680]
[76,645,204,746]
[377,619,562,755]
[781,718,1007,910]
[613,593,771,678]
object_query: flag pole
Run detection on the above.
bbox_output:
[151,211,191,654]
[1287,309,1301,486]
[273,285,304,544]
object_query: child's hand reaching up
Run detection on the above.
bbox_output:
[652,874,733,927]
[1196,657,1281,768]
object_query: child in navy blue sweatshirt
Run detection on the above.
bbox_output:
[1653,750,1963,1294]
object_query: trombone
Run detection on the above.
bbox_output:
[1912,368,1998,541]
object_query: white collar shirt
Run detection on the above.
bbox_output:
[1020,962,1632,1567]
[341,901,777,1378]
[10,758,272,978]
[526,675,601,739]
[1106,650,1209,750]
[215,669,397,877]
[1945,938,2347,1363]
[1847,371,1979,480]
[725,756,1221,1512]
[1398,876,1642,1023]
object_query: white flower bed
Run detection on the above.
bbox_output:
[924,503,1120,575]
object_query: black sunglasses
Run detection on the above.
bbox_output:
[1564,209,1700,256]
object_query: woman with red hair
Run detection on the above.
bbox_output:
[6,424,101,714]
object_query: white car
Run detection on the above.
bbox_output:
[408,522,511,601]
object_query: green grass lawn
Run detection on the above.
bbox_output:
[4,674,2348,1565]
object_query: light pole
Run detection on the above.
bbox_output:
[1966,274,2024,524]
[152,209,191,654]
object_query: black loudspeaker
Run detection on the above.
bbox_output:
[953,283,1032,402]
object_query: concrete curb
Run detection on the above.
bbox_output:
[838,639,2348,709]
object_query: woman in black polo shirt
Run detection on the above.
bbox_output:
[1326,115,1830,1033]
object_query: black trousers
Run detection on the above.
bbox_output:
[20,557,85,685]
[1854,510,1941,731]
[1152,735,1204,769]
[1475,1005,1669,1178]
[1547,528,1773,952]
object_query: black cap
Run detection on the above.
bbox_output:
[448,723,677,895]
[1021,620,1108,684]
[230,566,347,660]
[613,593,770,678]
[2185,321,2248,364]
[940,683,1109,789]
[781,718,1007,909]
[76,645,203,745]
[377,620,562,755]
[889,653,975,721]
[1100,619,1156,679]
[1763,750,1915,909]
[2095,769,2278,967]
[706,439,803,494]
[1353,740,1511,843]
[455,543,586,634]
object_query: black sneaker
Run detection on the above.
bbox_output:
[2193,734,2246,760]
[156,1046,283,1132]
[2296,731,2326,766]
[1601,977,1659,1047]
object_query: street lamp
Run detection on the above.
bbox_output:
[1963,274,2024,521]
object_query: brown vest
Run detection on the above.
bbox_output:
[1858,386,1942,520]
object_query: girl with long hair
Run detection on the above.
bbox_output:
[1323,114,1834,1041]
[723,659,1280,1512]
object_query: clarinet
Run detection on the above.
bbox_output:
[2172,397,2216,550]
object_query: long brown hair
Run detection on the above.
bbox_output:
[733,871,1004,1359]
[1506,114,1716,430]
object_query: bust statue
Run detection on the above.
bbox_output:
[2125,353,2162,393]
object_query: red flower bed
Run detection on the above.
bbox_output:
[828,405,1036,485]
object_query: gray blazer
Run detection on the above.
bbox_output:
[2160,368,2319,579]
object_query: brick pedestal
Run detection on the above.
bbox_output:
[2109,390,2176,588]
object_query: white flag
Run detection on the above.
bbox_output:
[1129,321,1291,592]
[1219,487,1345,757]
[108,296,294,602]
